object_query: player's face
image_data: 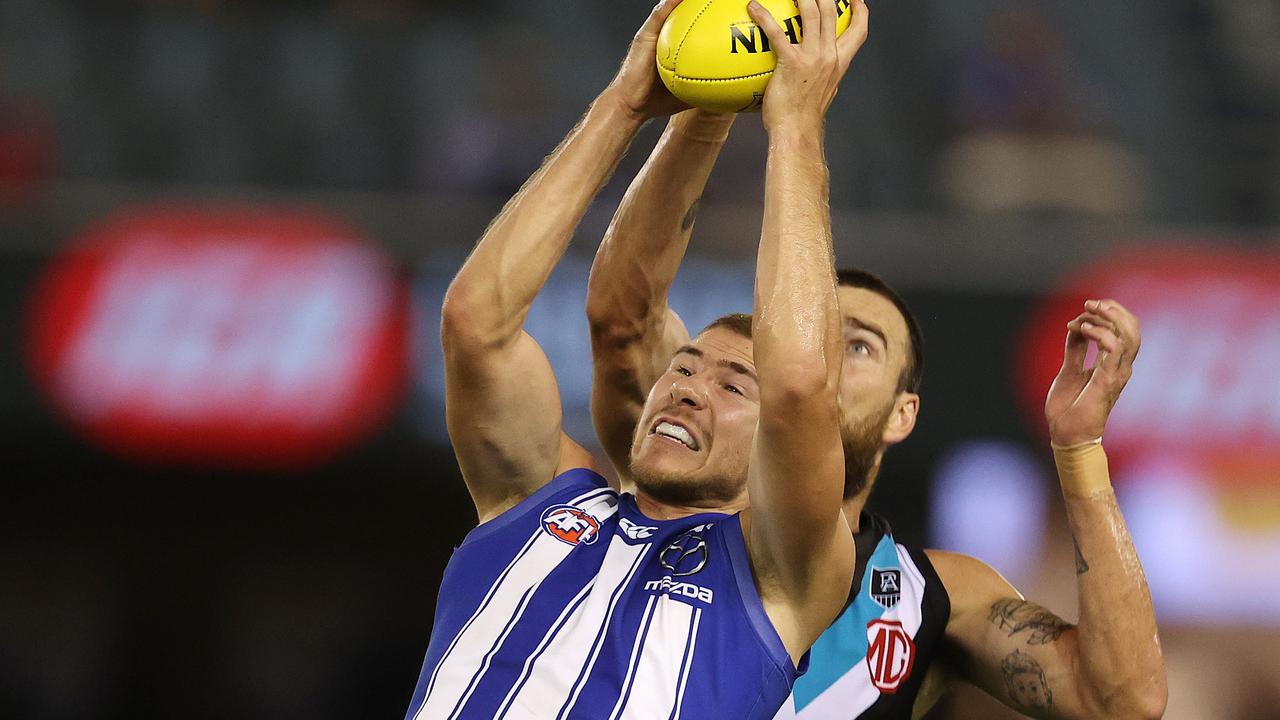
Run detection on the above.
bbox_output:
[835,286,917,486]
[629,327,759,507]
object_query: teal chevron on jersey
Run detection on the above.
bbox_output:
[792,534,900,711]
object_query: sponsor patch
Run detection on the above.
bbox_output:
[620,517,658,541]
[541,505,601,546]
[870,567,902,609]
[643,576,714,605]
[866,619,915,693]
[659,524,712,577]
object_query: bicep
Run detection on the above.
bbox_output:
[445,329,570,522]
[931,551,1093,720]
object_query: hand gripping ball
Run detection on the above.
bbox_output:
[656,0,855,113]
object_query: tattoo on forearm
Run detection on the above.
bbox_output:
[1072,535,1090,574]
[988,598,1072,645]
[1001,649,1054,713]
[681,200,700,232]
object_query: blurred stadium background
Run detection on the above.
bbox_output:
[1,0,1278,718]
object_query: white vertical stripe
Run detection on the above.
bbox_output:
[618,598,696,720]
[419,486,613,708]
[420,529,541,708]
[446,583,539,720]
[413,490,618,720]
[502,535,649,716]
[892,546,928,631]
[607,595,659,720]
[495,579,598,719]
[668,607,703,719]
[556,542,650,718]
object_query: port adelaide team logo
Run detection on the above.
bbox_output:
[540,505,602,546]
[870,567,902,609]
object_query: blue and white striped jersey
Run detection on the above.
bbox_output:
[404,468,804,720]
[773,514,951,720]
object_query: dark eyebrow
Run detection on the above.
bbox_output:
[844,317,889,351]
[720,360,758,384]
[674,346,756,383]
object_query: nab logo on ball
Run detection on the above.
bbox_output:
[657,0,855,113]
[541,505,601,546]
[866,619,915,694]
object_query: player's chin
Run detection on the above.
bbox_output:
[630,462,715,506]
[632,444,700,478]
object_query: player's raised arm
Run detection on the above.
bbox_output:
[586,109,734,478]
[926,300,1166,720]
[742,0,868,662]
[442,0,688,523]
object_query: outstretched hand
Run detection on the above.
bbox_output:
[605,0,692,121]
[1045,299,1141,447]
[746,0,869,132]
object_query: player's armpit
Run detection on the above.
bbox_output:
[926,550,1100,720]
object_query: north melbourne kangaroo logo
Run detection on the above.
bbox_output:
[870,567,902,609]
[659,524,711,577]
[540,505,601,546]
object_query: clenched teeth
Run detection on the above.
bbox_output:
[654,421,698,450]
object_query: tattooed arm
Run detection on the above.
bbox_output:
[923,547,1160,720]
[917,300,1165,720]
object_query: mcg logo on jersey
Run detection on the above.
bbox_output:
[866,619,916,693]
[541,505,601,545]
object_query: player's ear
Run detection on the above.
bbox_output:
[881,392,918,445]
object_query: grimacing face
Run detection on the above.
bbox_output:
[628,326,760,508]
[835,285,916,451]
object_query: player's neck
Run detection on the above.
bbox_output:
[841,478,875,532]
[633,490,749,521]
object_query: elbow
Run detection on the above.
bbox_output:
[440,281,507,352]
[585,296,633,345]
[585,285,656,353]
[440,283,475,342]
[1092,669,1168,720]
[584,277,642,345]
[760,360,838,410]
[584,277,615,330]
[1132,674,1169,720]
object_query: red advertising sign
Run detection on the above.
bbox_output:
[1016,247,1280,483]
[25,205,408,470]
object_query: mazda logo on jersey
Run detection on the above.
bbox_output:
[870,567,902,609]
[659,524,711,576]
[866,619,916,693]
[541,505,601,546]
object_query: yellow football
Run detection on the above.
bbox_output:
[656,0,854,113]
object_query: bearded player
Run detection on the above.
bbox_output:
[402,0,874,717]
[587,41,1166,720]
